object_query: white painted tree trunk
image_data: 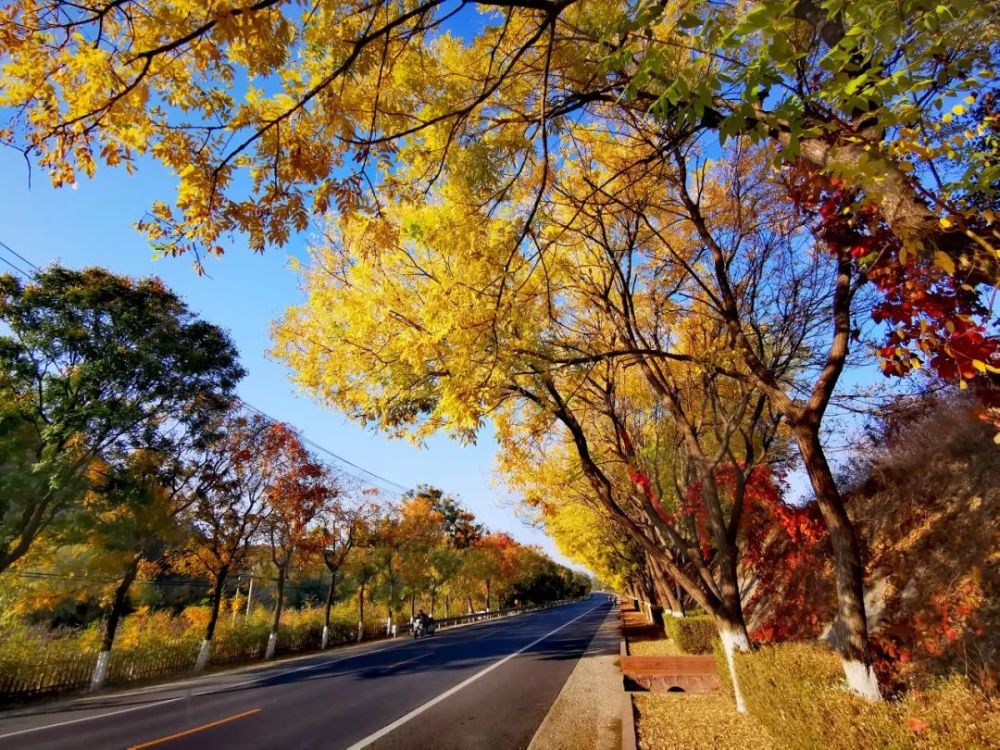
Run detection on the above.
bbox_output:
[265,632,278,659]
[194,639,212,671]
[843,659,882,701]
[719,626,751,714]
[671,610,684,618]
[90,650,111,691]
[321,625,330,650]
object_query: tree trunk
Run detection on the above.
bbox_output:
[430,590,437,616]
[650,561,682,618]
[716,615,753,714]
[790,134,996,287]
[0,489,57,576]
[322,569,337,649]
[410,591,416,621]
[357,581,366,642]
[444,595,450,618]
[90,554,141,690]
[796,426,881,700]
[266,564,287,659]
[485,579,491,612]
[196,567,229,671]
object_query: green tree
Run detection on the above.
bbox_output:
[0,267,245,575]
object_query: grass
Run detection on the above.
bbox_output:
[634,692,777,750]
[736,642,1000,749]
[628,637,682,657]
[0,602,382,701]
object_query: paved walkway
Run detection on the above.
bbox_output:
[527,606,623,750]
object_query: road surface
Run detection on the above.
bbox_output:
[0,596,611,750]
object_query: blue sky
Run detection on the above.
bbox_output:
[0,147,575,568]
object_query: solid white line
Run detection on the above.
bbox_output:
[344,603,605,750]
[0,698,185,741]
[0,642,400,742]
[0,604,581,741]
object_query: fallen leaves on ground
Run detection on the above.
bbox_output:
[634,693,777,750]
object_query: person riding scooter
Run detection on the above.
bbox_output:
[413,609,436,638]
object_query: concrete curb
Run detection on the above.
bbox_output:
[621,691,637,750]
[618,628,638,750]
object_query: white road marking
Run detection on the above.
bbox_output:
[344,603,605,750]
[0,642,399,741]
[0,603,583,741]
[0,698,186,741]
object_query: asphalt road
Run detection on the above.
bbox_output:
[0,596,610,750]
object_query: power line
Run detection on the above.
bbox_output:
[0,253,33,279]
[0,240,40,271]
[0,237,412,499]
[238,398,409,497]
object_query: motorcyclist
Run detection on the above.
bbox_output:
[415,609,434,637]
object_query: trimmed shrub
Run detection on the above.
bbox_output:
[663,615,717,654]
[736,642,1000,749]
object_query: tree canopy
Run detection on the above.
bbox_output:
[0,267,244,574]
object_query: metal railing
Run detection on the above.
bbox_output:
[398,598,580,635]
[0,599,583,704]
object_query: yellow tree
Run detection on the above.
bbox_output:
[272,169,787,709]
[1,0,993,283]
[396,494,447,620]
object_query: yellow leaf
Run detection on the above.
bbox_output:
[939,217,952,229]
[934,251,956,275]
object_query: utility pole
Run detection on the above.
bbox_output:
[245,575,255,620]
[231,575,245,626]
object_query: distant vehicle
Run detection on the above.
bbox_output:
[413,613,437,638]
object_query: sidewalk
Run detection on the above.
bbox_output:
[528,606,623,750]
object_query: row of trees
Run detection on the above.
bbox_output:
[0,268,588,692]
[0,0,996,711]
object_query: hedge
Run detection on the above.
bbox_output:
[663,615,717,654]
[734,642,1000,749]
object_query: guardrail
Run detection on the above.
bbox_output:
[398,599,579,636]
[0,599,584,704]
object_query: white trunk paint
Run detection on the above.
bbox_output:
[357,622,364,642]
[321,625,330,649]
[265,632,277,659]
[719,626,750,714]
[90,650,111,691]
[671,610,684,618]
[194,639,212,671]
[842,658,883,701]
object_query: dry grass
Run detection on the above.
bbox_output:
[736,642,1000,749]
[634,692,776,750]
[628,637,682,656]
